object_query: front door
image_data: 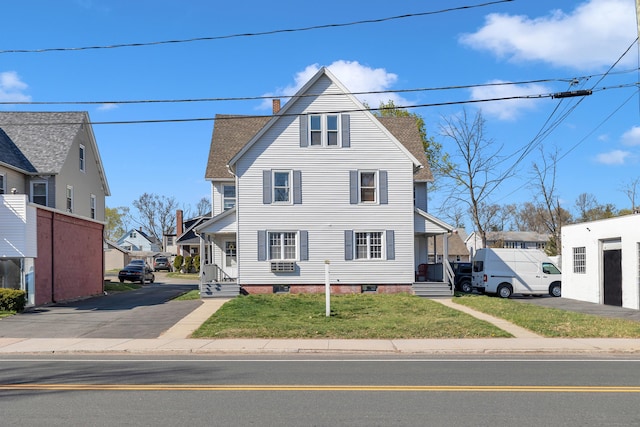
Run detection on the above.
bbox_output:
[603,248,622,306]
[224,240,237,279]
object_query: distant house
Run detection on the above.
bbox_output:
[116,229,162,252]
[176,211,211,258]
[104,240,132,271]
[0,111,109,306]
[465,231,549,257]
[196,67,454,296]
[562,214,640,310]
[428,230,470,263]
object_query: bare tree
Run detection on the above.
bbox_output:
[530,147,571,255]
[131,193,179,249]
[621,177,640,212]
[196,197,211,216]
[436,109,508,247]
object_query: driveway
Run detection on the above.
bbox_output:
[0,274,201,339]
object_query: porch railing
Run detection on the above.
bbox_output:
[444,259,455,291]
[201,263,235,283]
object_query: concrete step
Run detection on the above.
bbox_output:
[412,282,453,298]
[201,282,240,298]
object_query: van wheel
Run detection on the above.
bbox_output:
[460,280,473,293]
[497,284,513,298]
[549,283,561,297]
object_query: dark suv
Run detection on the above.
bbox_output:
[452,262,473,293]
[153,256,172,272]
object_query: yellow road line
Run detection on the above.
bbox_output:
[1,384,639,393]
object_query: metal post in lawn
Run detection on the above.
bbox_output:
[325,260,330,317]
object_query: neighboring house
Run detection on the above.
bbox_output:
[0,112,110,221]
[465,231,549,257]
[562,214,640,310]
[0,111,109,306]
[163,233,177,256]
[104,240,132,271]
[196,67,454,295]
[428,230,470,263]
[176,211,211,258]
[116,229,162,252]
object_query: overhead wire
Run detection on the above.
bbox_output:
[0,1,514,54]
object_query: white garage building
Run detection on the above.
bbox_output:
[561,214,640,310]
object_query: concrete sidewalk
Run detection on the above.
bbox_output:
[0,297,639,355]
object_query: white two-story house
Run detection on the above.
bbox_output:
[197,68,453,296]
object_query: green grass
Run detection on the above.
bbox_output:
[454,294,640,338]
[167,272,199,280]
[104,282,141,293]
[0,311,14,319]
[173,290,201,301]
[191,293,511,339]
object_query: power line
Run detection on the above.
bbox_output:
[0,1,514,54]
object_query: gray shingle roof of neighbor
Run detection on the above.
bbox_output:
[0,111,87,174]
[205,113,434,181]
[0,127,37,173]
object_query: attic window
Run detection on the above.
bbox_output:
[79,144,86,172]
[308,114,340,147]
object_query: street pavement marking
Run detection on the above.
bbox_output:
[1,384,639,393]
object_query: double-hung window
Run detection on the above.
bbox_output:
[360,171,377,203]
[90,194,96,219]
[269,232,297,260]
[223,185,236,210]
[66,186,74,213]
[0,174,5,194]
[31,181,47,206]
[79,144,86,172]
[273,171,291,203]
[302,114,349,147]
[355,232,383,259]
[350,170,388,205]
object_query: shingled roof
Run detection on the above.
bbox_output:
[0,111,87,174]
[204,113,434,181]
[0,127,37,173]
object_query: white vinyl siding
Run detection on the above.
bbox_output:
[235,73,414,285]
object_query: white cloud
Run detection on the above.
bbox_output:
[97,103,118,111]
[469,79,549,120]
[259,60,408,110]
[595,149,631,165]
[621,126,640,146]
[0,71,31,102]
[460,0,635,70]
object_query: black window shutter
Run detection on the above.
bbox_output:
[300,115,308,147]
[341,114,350,148]
[379,170,388,204]
[257,230,267,261]
[386,230,395,260]
[344,230,354,261]
[263,170,272,204]
[293,170,302,204]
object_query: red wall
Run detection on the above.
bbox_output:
[34,209,104,305]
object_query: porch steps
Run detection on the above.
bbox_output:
[200,282,240,298]
[412,282,453,298]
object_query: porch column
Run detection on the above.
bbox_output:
[443,232,450,284]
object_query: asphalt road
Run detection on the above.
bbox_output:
[0,274,199,339]
[0,355,639,426]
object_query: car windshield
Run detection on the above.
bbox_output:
[130,260,145,265]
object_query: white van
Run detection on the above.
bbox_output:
[472,248,562,298]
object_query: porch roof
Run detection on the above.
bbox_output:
[196,207,237,235]
[414,208,454,235]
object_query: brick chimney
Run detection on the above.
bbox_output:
[176,209,183,256]
[272,99,281,114]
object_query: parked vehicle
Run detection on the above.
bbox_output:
[451,262,473,293]
[472,248,561,298]
[129,259,146,265]
[118,263,155,284]
[153,256,172,272]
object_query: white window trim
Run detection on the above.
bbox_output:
[79,144,86,173]
[268,231,298,261]
[272,170,292,204]
[359,170,378,204]
[354,231,384,260]
[308,114,341,148]
[573,246,586,274]
[66,185,74,213]
[30,180,48,206]
[223,184,236,210]
[225,240,237,268]
[90,194,96,219]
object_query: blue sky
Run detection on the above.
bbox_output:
[1,0,638,227]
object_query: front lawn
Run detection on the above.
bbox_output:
[191,293,511,339]
[454,294,640,338]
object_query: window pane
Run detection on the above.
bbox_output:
[223,186,236,197]
[327,115,338,130]
[310,131,322,145]
[327,131,338,146]
[274,172,289,187]
[360,173,375,187]
[310,115,321,130]
[355,232,367,259]
[269,233,281,260]
[274,188,289,202]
